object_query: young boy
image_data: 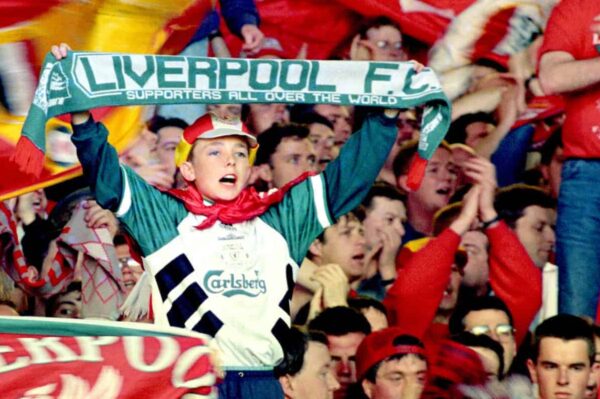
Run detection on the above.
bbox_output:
[51,44,406,397]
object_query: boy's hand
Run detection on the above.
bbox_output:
[51,43,70,61]
[51,43,90,125]
[384,61,425,118]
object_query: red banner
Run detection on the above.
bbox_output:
[0,317,217,398]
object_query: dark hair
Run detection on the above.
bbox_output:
[452,332,505,379]
[531,314,595,365]
[449,296,514,337]
[494,184,556,229]
[362,182,406,210]
[312,210,363,248]
[447,112,496,145]
[274,328,328,377]
[45,281,82,317]
[254,123,310,166]
[540,128,563,166]
[474,58,508,73]
[308,306,372,337]
[348,296,388,318]
[357,16,400,39]
[147,115,188,134]
[289,104,316,122]
[363,335,425,383]
[292,111,334,130]
[392,140,419,180]
[392,140,451,181]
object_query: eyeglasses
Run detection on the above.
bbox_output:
[375,40,403,51]
[469,324,514,341]
[118,257,141,269]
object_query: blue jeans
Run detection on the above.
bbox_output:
[218,368,284,399]
[556,159,600,318]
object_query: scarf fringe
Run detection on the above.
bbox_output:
[120,271,151,321]
[11,136,44,177]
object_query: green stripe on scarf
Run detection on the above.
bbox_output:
[15,51,452,189]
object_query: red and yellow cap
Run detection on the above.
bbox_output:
[174,113,258,166]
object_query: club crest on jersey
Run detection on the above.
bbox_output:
[204,270,267,297]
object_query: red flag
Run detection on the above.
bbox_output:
[0,317,217,398]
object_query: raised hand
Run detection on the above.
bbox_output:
[450,185,481,235]
[461,157,498,221]
[50,43,90,124]
[50,43,71,61]
[240,24,265,55]
[83,200,119,239]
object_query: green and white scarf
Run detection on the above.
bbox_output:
[14,51,451,189]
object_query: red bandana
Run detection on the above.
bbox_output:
[166,172,315,229]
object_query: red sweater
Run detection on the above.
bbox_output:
[384,222,542,347]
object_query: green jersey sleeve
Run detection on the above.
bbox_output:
[71,118,187,256]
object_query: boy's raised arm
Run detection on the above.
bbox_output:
[52,44,125,212]
[322,109,399,219]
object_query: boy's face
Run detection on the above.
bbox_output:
[180,136,251,202]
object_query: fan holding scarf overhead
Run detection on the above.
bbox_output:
[12,43,451,398]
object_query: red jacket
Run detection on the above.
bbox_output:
[384,222,542,347]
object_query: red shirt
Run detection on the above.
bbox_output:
[539,0,600,158]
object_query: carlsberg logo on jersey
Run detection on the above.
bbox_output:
[71,54,434,106]
[204,270,267,297]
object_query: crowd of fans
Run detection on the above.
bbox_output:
[1,0,600,398]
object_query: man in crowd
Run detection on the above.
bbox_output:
[293,112,338,171]
[528,314,599,399]
[308,211,367,290]
[275,328,340,399]
[538,0,600,318]
[355,328,427,399]
[309,306,372,399]
[393,140,458,242]
[358,182,406,300]
[313,104,353,147]
[494,185,557,322]
[452,332,505,382]
[450,296,517,377]
[252,123,318,190]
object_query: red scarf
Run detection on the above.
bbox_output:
[167,172,314,229]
